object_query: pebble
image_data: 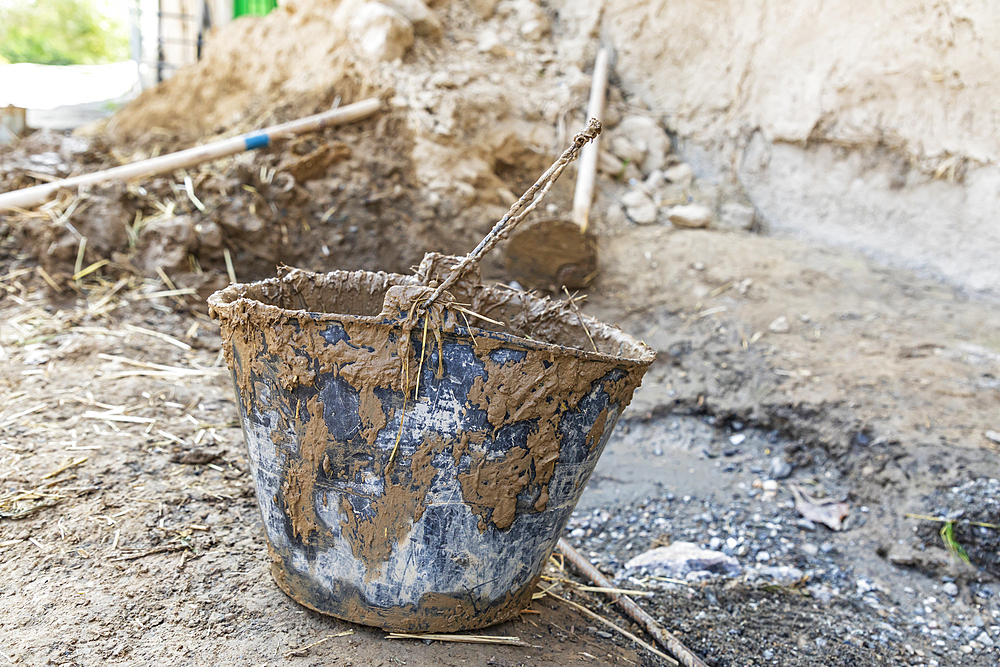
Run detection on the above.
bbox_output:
[624,541,742,578]
[614,115,671,175]
[768,316,790,333]
[609,135,646,166]
[729,434,746,446]
[469,0,498,18]
[756,550,771,562]
[350,3,414,62]
[718,201,756,230]
[768,456,793,480]
[976,631,994,647]
[943,582,959,597]
[477,30,505,56]
[668,203,712,229]
[664,162,694,186]
[801,542,819,556]
[621,189,659,225]
[380,0,442,39]
[758,565,804,585]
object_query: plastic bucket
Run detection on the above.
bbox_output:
[208,253,654,632]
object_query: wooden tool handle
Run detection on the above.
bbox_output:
[0,98,382,212]
[572,48,610,234]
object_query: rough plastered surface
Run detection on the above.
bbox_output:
[552,0,1000,295]
[208,261,652,631]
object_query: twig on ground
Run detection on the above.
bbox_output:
[283,630,354,657]
[557,537,710,667]
[385,633,528,646]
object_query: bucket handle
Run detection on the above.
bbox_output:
[421,119,602,310]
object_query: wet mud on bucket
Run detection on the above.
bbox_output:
[208,254,654,632]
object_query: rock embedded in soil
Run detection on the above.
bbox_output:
[668,203,713,228]
[468,0,499,19]
[351,3,415,62]
[381,0,443,40]
[664,162,694,186]
[621,189,658,225]
[614,115,671,175]
[719,201,757,230]
[624,541,741,578]
[768,315,790,333]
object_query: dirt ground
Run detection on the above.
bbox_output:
[1,2,999,666]
[1,206,998,666]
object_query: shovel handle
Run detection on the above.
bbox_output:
[572,48,610,234]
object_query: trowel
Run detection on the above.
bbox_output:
[504,48,610,291]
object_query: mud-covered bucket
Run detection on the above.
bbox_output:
[208,254,653,632]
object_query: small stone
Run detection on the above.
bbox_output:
[468,0,498,19]
[624,541,741,578]
[477,30,505,56]
[960,645,973,654]
[520,18,549,41]
[759,565,804,585]
[614,115,671,175]
[380,0,442,39]
[755,551,770,562]
[801,542,819,556]
[645,169,666,190]
[762,649,774,660]
[768,316,790,333]
[718,201,756,230]
[621,189,659,225]
[570,528,585,538]
[664,162,693,185]
[984,430,1000,444]
[668,203,712,229]
[976,632,994,647]
[609,135,646,166]
[729,434,746,446]
[798,520,817,532]
[943,582,959,597]
[598,150,625,176]
[653,445,664,456]
[769,456,793,480]
[350,3,415,62]
[762,480,778,492]
[709,537,723,551]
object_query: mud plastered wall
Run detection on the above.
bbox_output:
[554,0,1000,294]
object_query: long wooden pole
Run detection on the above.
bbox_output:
[557,538,711,667]
[0,97,382,213]
[571,48,609,234]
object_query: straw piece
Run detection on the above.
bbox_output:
[547,592,677,666]
[123,323,193,350]
[283,631,354,658]
[134,288,197,300]
[108,545,187,562]
[97,353,220,375]
[385,633,528,646]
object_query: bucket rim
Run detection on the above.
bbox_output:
[207,267,656,368]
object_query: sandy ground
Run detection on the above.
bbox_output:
[0,3,998,665]
[0,215,997,665]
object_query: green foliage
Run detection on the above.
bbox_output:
[940,521,971,564]
[0,0,130,65]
